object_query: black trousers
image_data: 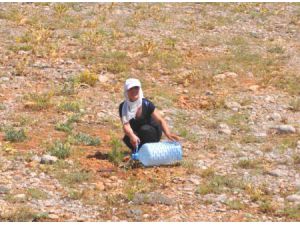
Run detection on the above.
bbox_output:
[123,124,162,152]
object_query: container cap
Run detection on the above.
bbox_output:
[131,153,139,161]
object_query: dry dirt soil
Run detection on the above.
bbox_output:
[0,3,300,221]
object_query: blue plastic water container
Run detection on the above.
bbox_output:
[131,141,182,167]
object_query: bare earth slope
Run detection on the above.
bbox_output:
[0,3,300,221]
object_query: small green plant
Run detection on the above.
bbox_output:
[268,46,285,54]
[24,92,53,111]
[53,4,69,18]
[123,177,148,201]
[27,188,47,200]
[293,154,300,164]
[73,132,101,146]
[108,137,125,165]
[0,206,36,222]
[57,82,77,96]
[277,205,300,220]
[4,127,27,142]
[258,200,275,213]
[225,200,245,210]
[55,113,82,133]
[290,98,300,112]
[47,140,71,159]
[68,189,83,200]
[236,159,261,169]
[62,170,91,186]
[77,70,98,87]
[55,121,73,133]
[58,100,81,112]
[180,159,197,174]
[196,174,244,195]
[0,103,6,110]
[200,167,215,178]
[102,51,129,74]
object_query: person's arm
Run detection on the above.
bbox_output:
[151,109,180,141]
[123,122,140,147]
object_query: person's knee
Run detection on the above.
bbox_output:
[138,125,159,143]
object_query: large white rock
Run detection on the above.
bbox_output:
[275,125,296,134]
[286,194,300,202]
[40,155,58,164]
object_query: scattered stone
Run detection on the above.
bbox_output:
[274,125,296,134]
[48,214,59,220]
[40,155,58,164]
[266,169,287,177]
[14,193,27,202]
[268,113,282,121]
[248,85,260,91]
[133,192,174,205]
[188,177,200,185]
[31,155,41,163]
[126,209,142,219]
[225,101,241,111]
[205,90,214,96]
[95,182,105,191]
[218,123,232,135]
[214,72,238,80]
[295,181,300,191]
[215,194,227,203]
[0,77,9,82]
[286,194,300,202]
[98,75,109,83]
[0,186,9,194]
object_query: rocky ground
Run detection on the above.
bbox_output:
[0,3,300,221]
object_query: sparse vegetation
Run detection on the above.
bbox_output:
[47,140,71,159]
[290,98,300,112]
[196,174,245,195]
[73,132,101,146]
[76,70,98,87]
[58,100,81,113]
[0,205,36,222]
[27,188,47,200]
[108,136,126,165]
[4,127,27,142]
[236,159,261,169]
[24,92,53,111]
[0,3,299,221]
[225,200,245,210]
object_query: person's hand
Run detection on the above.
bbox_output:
[165,132,180,142]
[130,135,140,148]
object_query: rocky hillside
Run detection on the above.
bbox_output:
[0,3,300,221]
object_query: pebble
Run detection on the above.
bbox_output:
[248,85,260,91]
[0,77,9,82]
[14,193,27,202]
[0,186,9,194]
[295,181,300,191]
[275,125,296,134]
[31,155,41,163]
[40,155,58,164]
[214,72,238,80]
[266,169,287,177]
[286,194,300,202]
[225,101,241,111]
[218,123,232,135]
[268,113,282,121]
[48,214,60,219]
[98,75,109,83]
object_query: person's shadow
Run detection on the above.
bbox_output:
[87,151,109,160]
